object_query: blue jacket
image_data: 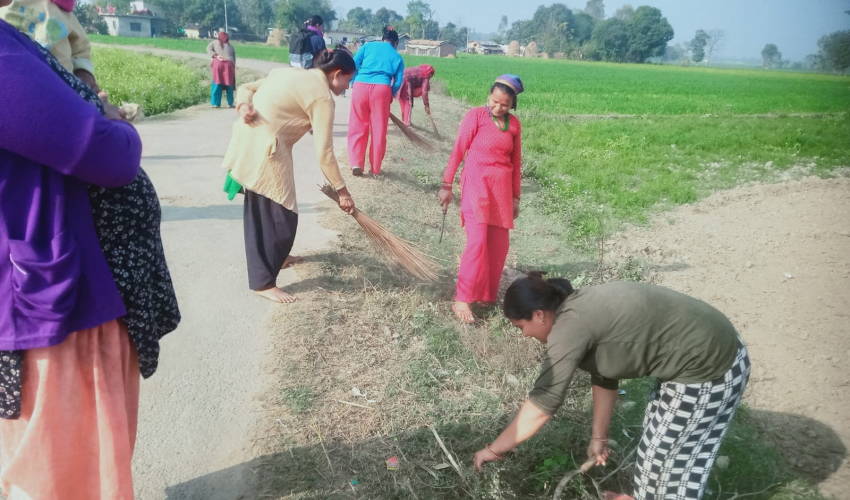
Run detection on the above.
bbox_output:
[353,41,405,95]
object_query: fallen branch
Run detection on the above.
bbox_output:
[311,420,334,475]
[553,457,596,500]
[429,426,463,478]
[336,400,375,410]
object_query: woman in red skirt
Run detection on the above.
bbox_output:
[397,64,435,126]
[439,75,524,323]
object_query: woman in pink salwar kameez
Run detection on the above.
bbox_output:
[439,75,524,323]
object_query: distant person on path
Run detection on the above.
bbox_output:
[0,16,180,499]
[439,75,523,323]
[474,276,751,500]
[207,30,237,108]
[397,64,435,126]
[221,49,358,304]
[347,26,404,176]
[0,0,101,92]
[288,15,326,69]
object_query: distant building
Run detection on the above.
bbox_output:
[324,29,367,47]
[405,39,457,58]
[102,14,164,37]
[184,23,210,39]
[397,33,410,51]
[129,1,163,17]
[101,1,165,37]
[467,41,504,55]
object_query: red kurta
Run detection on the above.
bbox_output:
[443,107,522,229]
[211,58,236,87]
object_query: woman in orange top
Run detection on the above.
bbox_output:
[439,75,523,323]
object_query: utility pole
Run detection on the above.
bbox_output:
[224,0,228,34]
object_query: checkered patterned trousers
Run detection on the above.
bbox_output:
[634,339,750,500]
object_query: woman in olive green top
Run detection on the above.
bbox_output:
[473,273,750,500]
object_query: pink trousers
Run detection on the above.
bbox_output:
[0,320,140,500]
[456,203,510,303]
[348,82,392,175]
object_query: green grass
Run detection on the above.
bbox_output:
[401,53,850,241]
[406,54,850,116]
[90,34,291,63]
[92,47,265,116]
[92,47,208,115]
[526,115,850,242]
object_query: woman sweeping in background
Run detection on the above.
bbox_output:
[439,75,523,323]
[207,31,236,108]
[222,49,357,304]
[397,64,435,126]
[348,26,404,177]
[474,274,750,500]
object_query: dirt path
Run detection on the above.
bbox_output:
[124,49,352,499]
[609,176,850,497]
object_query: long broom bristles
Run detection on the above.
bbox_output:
[320,184,439,282]
[426,110,441,139]
[389,112,437,152]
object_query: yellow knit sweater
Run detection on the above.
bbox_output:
[0,0,93,74]
[221,68,346,213]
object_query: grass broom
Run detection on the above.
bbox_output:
[320,184,440,282]
[389,112,437,152]
[426,109,441,139]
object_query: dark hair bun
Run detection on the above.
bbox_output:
[503,271,574,320]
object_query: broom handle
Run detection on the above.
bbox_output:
[427,110,440,138]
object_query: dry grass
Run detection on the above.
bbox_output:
[247,94,642,499]
[249,90,826,500]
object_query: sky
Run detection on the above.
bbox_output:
[331,0,850,61]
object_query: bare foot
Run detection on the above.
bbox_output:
[281,255,305,269]
[452,302,475,323]
[254,287,297,304]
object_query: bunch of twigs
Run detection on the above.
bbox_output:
[389,112,437,152]
[320,184,439,281]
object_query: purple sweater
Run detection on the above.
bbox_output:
[0,20,142,350]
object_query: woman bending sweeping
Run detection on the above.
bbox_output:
[347,26,404,176]
[474,274,751,500]
[221,49,357,304]
[397,64,435,126]
[439,75,523,323]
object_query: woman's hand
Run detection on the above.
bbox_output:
[587,438,611,467]
[337,187,355,215]
[473,447,501,472]
[237,103,259,126]
[513,197,520,219]
[439,187,453,211]
[99,91,127,122]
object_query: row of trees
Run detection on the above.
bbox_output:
[493,2,674,63]
[82,0,336,37]
[339,2,470,49]
[803,11,850,74]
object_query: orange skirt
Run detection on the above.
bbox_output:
[0,320,140,500]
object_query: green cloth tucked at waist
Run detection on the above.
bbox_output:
[223,172,243,201]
